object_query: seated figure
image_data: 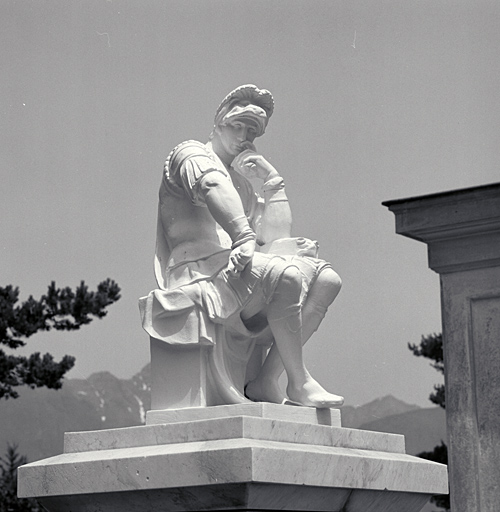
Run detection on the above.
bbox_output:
[139,85,343,408]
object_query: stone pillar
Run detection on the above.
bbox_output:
[384,182,500,512]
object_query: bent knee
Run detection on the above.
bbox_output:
[316,268,342,298]
[274,265,302,302]
[322,268,342,290]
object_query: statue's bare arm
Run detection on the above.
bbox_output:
[232,150,292,244]
[198,171,256,273]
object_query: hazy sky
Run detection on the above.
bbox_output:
[2,0,499,407]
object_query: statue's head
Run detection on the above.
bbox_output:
[210,85,274,141]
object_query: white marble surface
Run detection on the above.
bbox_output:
[64,416,404,454]
[18,404,448,511]
[20,437,446,498]
[25,484,432,512]
[145,402,341,426]
[142,84,345,411]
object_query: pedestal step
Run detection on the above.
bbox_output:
[145,402,341,426]
[63,416,404,455]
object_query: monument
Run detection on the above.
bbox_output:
[18,85,448,512]
[139,84,344,410]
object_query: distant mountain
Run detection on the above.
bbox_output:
[359,406,447,456]
[340,395,446,456]
[341,395,421,428]
[0,365,151,462]
[0,368,445,466]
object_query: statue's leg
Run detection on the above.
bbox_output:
[246,267,342,404]
[242,266,301,404]
[301,267,342,341]
[246,266,344,407]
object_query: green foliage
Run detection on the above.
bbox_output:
[0,279,121,399]
[0,444,41,512]
[409,333,449,511]
[408,333,445,409]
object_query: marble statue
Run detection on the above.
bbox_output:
[140,85,344,408]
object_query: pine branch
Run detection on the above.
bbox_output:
[408,332,445,409]
[0,350,76,399]
[410,334,449,509]
[408,333,444,374]
[0,279,120,399]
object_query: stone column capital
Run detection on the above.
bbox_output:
[383,182,500,273]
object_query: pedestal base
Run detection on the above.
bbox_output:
[18,404,448,512]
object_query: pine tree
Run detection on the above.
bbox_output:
[408,333,445,409]
[0,444,41,512]
[409,333,449,511]
[0,279,120,399]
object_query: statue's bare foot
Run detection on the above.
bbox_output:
[287,376,344,408]
[245,378,286,405]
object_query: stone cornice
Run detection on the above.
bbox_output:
[383,183,500,273]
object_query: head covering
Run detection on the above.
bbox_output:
[222,103,267,136]
[213,84,274,137]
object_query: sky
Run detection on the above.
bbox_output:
[1,0,499,408]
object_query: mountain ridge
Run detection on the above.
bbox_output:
[341,394,421,429]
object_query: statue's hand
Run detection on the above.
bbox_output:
[296,237,319,258]
[232,149,280,181]
[227,239,256,277]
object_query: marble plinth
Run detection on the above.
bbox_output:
[18,404,447,512]
[145,402,342,427]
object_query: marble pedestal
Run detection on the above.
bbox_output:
[18,404,447,512]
